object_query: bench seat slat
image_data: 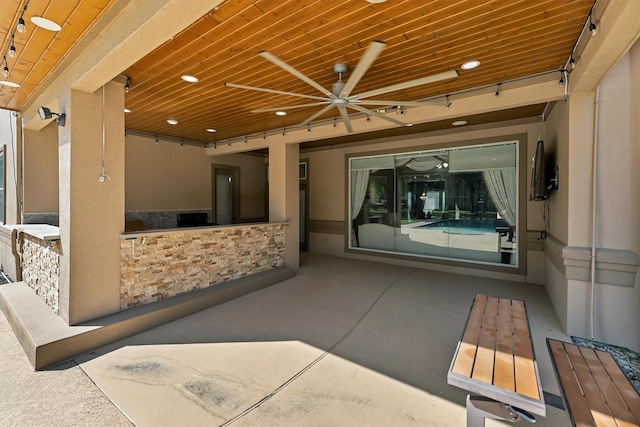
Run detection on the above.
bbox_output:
[596,350,640,424]
[451,295,487,377]
[472,296,499,384]
[512,300,539,399]
[579,347,639,426]
[494,298,515,391]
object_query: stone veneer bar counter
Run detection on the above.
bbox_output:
[8,224,61,314]
[120,222,287,309]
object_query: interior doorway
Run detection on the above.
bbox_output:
[212,166,239,225]
[299,161,308,251]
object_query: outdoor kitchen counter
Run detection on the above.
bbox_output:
[120,221,288,239]
[6,224,60,242]
[119,222,289,309]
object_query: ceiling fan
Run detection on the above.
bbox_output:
[225,40,458,132]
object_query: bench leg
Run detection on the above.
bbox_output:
[466,395,536,427]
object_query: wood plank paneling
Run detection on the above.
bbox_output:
[121,0,592,143]
[0,0,115,110]
[1,0,593,145]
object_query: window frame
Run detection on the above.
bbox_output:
[0,145,5,225]
[345,134,528,275]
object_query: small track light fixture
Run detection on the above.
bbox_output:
[569,57,575,69]
[38,106,66,127]
[589,15,597,36]
[17,17,26,34]
[495,83,501,98]
[124,76,131,93]
[8,37,16,58]
[2,57,9,77]
[16,1,29,33]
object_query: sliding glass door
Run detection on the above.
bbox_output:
[349,141,519,267]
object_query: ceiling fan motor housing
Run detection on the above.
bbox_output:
[332,63,348,96]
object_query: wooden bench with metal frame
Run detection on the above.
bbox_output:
[547,339,640,427]
[448,294,546,426]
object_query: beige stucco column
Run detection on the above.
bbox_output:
[268,142,299,269]
[57,79,125,324]
[548,46,640,350]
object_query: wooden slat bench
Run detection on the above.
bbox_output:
[547,339,640,427]
[448,294,545,426]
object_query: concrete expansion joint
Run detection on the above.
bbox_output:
[220,268,414,425]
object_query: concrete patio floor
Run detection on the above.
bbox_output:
[1,253,573,426]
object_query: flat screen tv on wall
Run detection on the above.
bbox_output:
[530,140,547,200]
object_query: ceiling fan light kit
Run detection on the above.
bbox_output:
[226,40,461,133]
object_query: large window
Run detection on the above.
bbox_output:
[349,141,519,267]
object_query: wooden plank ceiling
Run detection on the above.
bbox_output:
[1,0,594,147]
[0,0,116,110]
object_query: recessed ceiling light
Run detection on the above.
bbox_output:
[275,111,287,116]
[124,108,131,113]
[206,128,216,133]
[452,120,467,126]
[0,80,20,88]
[31,16,62,31]
[181,75,199,83]
[167,119,179,125]
[461,60,480,70]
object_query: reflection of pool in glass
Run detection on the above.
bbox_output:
[427,226,493,235]
[417,219,507,235]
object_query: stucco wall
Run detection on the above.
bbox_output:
[212,153,267,221]
[125,134,267,222]
[543,40,640,352]
[543,101,569,245]
[305,120,546,282]
[0,110,21,226]
[125,134,212,211]
[24,124,59,214]
[19,131,267,227]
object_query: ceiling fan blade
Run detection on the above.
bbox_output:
[354,70,458,100]
[340,40,386,98]
[338,105,353,132]
[259,51,333,98]
[225,82,328,101]
[354,99,448,107]
[348,104,409,127]
[251,102,331,113]
[299,104,335,125]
